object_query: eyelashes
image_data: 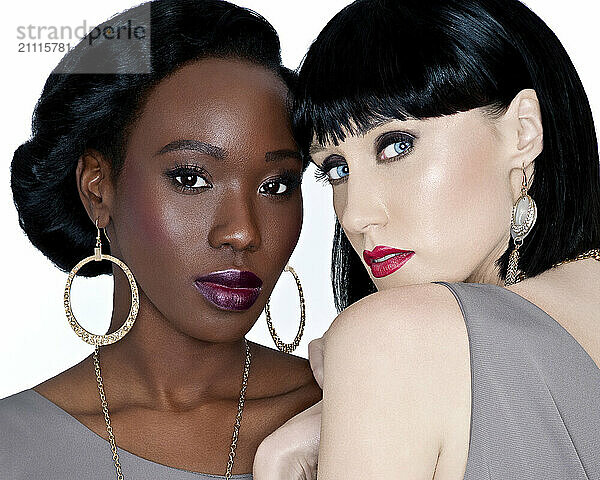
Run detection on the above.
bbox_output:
[259,169,302,198]
[314,160,347,185]
[164,163,301,197]
[314,130,416,185]
[314,166,329,184]
[376,131,415,162]
[165,163,212,193]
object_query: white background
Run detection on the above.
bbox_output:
[1,0,598,399]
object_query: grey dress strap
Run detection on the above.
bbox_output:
[434,281,600,480]
[0,388,253,480]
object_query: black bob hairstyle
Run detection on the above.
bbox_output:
[292,0,600,313]
[11,0,304,277]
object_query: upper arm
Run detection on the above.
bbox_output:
[317,283,471,480]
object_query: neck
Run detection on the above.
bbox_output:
[97,270,250,412]
[464,239,508,286]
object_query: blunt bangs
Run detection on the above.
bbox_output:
[292,0,527,154]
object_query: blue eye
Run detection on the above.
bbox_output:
[314,161,349,185]
[379,139,413,161]
[328,164,349,180]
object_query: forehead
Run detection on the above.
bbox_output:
[126,57,295,158]
[143,57,287,128]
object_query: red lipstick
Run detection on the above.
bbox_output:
[194,269,262,311]
[363,246,414,278]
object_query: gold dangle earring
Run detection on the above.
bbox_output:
[64,217,139,345]
[505,163,537,286]
[264,264,306,353]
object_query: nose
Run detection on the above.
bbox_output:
[339,175,388,235]
[208,193,261,253]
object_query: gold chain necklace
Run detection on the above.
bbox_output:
[92,338,252,480]
[513,248,600,283]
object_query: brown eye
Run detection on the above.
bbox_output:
[259,180,288,195]
[258,170,301,197]
[176,174,210,189]
[165,164,212,193]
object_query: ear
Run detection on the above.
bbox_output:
[75,148,115,228]
[496,88,544,200]
[498,89,543,189]
[514,89,543,155]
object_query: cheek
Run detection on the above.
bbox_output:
[261,193,303,258]
[332,188,364,253]
[332,187,347,223]
[116,168,172,245]
[405,134,509,255]
[113,165,211,278]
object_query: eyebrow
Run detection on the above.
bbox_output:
[265,149,303,162]
[156,140,302,163]
[156,139,225,159]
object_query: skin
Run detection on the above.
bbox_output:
[33,57,322,475]
[255,88,600,479]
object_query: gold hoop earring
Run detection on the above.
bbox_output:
[505,163,537,286]
[103,224,111,244]
[63,218,139,345]
[265,264,305,353]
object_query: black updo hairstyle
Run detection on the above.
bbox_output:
[11,0,304,277]
[292,0,600,312]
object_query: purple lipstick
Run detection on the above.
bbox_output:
[194,269,262,311]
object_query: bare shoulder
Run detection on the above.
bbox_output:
[32,356,99,414]
[321,282,469,388]
[323,282,467,345]
[320,282,472,477]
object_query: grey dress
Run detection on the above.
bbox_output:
[1,281,599,479]
[0,388,253,479]
[433,281,600,479]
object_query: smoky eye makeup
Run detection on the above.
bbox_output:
[164,162,213,194]
[258,168,303,199]
[312,129,418,185]
[163,162,302,199]
[375,130,417,162]
[314,154,349,185]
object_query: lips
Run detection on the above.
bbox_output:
[194,269,262,311]
[363,246,414,278]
